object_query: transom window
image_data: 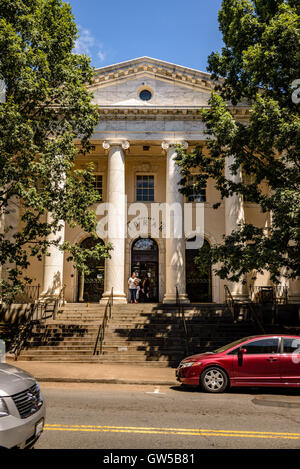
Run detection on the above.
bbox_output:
[187,175,206,203]
[132,238,158,251]
[136,175,154,202]
[94,174,103,197]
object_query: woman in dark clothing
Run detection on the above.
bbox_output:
[142,273,151,302]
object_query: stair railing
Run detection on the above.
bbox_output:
[246,301,265,334]
[176,286,190,356]
[224,285,265,333]
[15,284,41,304]
[94,287,113,356]
[11,284,66,360]
[224,285,235,319]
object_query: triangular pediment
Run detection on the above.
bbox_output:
[90,57,216,108]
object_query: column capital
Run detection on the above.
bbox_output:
[102,141,130,151]
[161,141,188,153]
[102,141,111,151]
[121,140,130,151]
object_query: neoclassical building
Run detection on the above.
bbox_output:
[18,57,300,305]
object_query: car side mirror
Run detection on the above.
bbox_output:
[238,347,247,357]
[238,347,247,366]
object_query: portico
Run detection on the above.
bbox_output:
[30,57,291,305]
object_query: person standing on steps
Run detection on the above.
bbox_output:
[142,272,151,302]
[135,272,141,303]
[128,272,138,304]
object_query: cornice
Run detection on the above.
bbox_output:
[89,57,217,92]
[97,105,251,121]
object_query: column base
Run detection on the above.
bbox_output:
[100,291,127,305]
[229,281,249,302]
[39,288,62,300]
[163,293,190,304]
[231,293,250,303]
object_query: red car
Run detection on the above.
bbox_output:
[176,335,300,393]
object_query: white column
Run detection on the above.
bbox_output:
[225,155,248,300]
[41,156,66,298]
[42,212,65,297]
[101,143,127,304]
[163,143,189,304]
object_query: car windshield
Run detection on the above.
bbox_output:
[213,338,250,354]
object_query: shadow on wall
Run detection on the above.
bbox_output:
[43,270,62,296]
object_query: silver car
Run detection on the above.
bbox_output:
[0,363,45,449]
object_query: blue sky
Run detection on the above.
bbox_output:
[67,0,224,72]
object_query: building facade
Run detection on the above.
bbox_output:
[10,57,300,305]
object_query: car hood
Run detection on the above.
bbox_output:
[0,363,36,397]
[181,352,218,363]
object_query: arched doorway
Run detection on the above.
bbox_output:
[131,238,159,302]
[78,237,105,303]
[186,238,212,303]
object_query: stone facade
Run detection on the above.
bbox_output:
[6,57,299,304]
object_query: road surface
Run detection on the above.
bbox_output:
[35,383,300,449]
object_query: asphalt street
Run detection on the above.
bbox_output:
[34,383,300,449]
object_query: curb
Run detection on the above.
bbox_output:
[37,377,178,386]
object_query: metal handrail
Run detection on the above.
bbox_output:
[94,288,113,356]
[250,285,288,305]
[224,285,234,319]
[13,284,41,304]
[247,301,265,333]
[224,285,265,333]
[176,286,189,356]
[11,284,66,360]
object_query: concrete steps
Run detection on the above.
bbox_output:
[17,302,261,364]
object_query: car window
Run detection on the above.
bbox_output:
[214,338,251,354]
[227,347,240,355]
[243,338,279,354]
[283,338,300,354]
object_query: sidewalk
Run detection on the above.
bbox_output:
[5,358,178,386]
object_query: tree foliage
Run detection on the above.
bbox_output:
[176,0,300,284]
[0,0,110,302]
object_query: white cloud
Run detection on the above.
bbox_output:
[74,26,107,65]
[97,43,106,63]
[74,26,95,56]
[97,50,105,62]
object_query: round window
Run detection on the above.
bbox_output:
[139,89,152,101]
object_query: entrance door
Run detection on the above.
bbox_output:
[78,237,105,303]
[186,239,212,302]
[131,238,159,302]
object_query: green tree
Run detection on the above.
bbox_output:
[176,0,300,285]
[0,0,110,302]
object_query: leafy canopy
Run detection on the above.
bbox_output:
[0,0,110,302]
[176,0,300,284]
